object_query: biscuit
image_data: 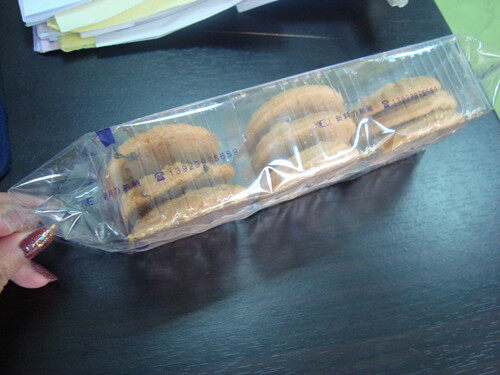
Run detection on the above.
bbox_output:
[103,123,221,194]
[246,85,345,149]
[115,123,220,176]
[384,109,465,152]
[252,111,356,171]
[373,89,457,128]
[120,162,235,224]
[102,155,158,190]
[352,90,457,147]
[118,123,219,161]
[129,184,245,242]
[102,157,130,193]
[356,76,442,116]
[269,139,360,190]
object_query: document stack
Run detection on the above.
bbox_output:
[18,0,279,53]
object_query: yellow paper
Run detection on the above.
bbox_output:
[55,0,146,32]
[47,19,60,32]
[73,0,196,34]
[58,33,96,52]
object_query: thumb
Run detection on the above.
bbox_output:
[0,227,56,293]
[11,260,58,289]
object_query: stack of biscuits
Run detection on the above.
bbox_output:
[354,76,464,154]
[104,76,466,244]
[244,77,464,193]
[245,85,361,191]
[102,123,244,242]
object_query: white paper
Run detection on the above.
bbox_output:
[20,0,87,17]
[95,0,242,47]
[35,23,64,40]
[19,0,92,24]
[236,0,278,12]
[55,0,147,33]
[32,27,60,53]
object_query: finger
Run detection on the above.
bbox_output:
[0,227,55,293]
[0,192,42,236]
[0,218,12,237]
[0,193,15,236]
[10,261,57,289]
[0,193,17,236]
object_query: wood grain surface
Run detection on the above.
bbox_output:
[0,0,499,374]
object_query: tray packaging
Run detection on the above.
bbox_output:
[3,35,498,252]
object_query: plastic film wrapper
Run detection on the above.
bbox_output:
[3,35,498,252]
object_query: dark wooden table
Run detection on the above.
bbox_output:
[0,0,499,373]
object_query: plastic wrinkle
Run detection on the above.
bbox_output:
[7,34,497,252]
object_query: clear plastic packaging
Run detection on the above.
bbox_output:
[387,0,409,8]
[3,35,498,252]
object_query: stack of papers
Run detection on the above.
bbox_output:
[18,0,279,53]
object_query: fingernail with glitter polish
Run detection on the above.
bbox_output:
[31,262,58,282]
[19,227,55,259]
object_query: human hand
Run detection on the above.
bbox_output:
[0,193,57,294]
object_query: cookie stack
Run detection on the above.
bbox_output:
[245,85,360,190]
[102,123,243,242]
[354,76,464,154]
[103,77,466,244]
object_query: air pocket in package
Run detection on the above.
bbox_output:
[3,35,498,252]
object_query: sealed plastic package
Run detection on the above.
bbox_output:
[3,35,498,252]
